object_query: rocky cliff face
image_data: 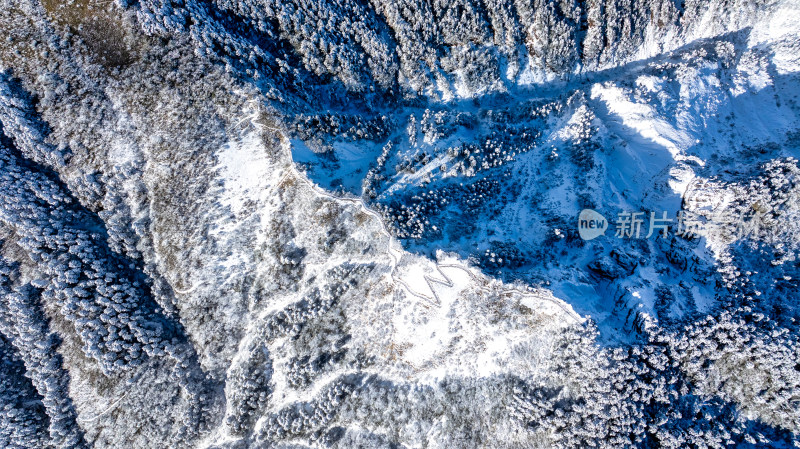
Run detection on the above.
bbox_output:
[0,0,799,448]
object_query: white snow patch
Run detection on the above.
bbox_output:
[215,131,271,215]
[591,83,699,164]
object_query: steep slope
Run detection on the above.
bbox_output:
[0,0,798,448]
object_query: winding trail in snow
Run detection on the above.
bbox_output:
[170,105,583,322]
[261,116,584,324]
[157,104,585,447]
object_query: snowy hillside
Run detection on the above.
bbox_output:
[1,0,799,448]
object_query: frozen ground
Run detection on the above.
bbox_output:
[1,0,799,448]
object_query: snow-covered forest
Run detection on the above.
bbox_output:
[1,0,799,447]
